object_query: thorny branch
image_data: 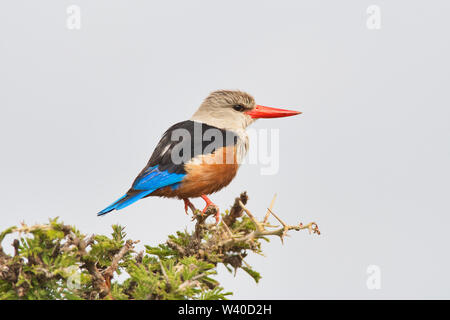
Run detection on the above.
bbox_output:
[0,221,138,299]
[170,192,320,272]
[103,239,139,292]
[0,192,320,300]
[235,195,320,242]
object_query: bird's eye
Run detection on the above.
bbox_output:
[233,105,245,112]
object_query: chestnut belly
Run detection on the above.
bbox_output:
[150,146,239,199]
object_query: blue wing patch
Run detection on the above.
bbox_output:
[132,166,185,190]
[97,166,185,215]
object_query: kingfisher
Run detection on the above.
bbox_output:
[98,90,301,222]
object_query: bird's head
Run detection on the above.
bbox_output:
[190,90,301,131]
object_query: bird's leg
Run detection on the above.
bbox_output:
[183,198,196,215]
[201,194,220,224]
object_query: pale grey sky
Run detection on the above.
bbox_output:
[1,0,449,299]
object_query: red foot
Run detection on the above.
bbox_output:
[183,198,196,215]
[201,195,220,224]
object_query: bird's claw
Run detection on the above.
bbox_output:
[183,198,196,215]
[202,204,220,224]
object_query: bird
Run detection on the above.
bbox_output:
[98,90,301,223]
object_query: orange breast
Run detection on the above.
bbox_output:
[150,146,239,199]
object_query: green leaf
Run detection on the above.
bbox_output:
[242,266,262,283]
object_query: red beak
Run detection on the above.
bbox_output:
[245,105,302,119]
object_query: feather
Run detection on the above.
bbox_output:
[98,121,240,215]
[97,166,185,215]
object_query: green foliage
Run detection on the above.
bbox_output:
[0,192,318,300]
[0,218,233,300]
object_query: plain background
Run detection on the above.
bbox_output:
[1,1,449,299]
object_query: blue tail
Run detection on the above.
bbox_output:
[97,189,155,216]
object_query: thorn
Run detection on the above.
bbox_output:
[263,194,277,223]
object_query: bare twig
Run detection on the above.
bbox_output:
[159,260,171,290]
[178,273,207,291]
[215,196,321,246]
[223,192,248,227]
[103,239,138,282]
[263,194,277,223]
